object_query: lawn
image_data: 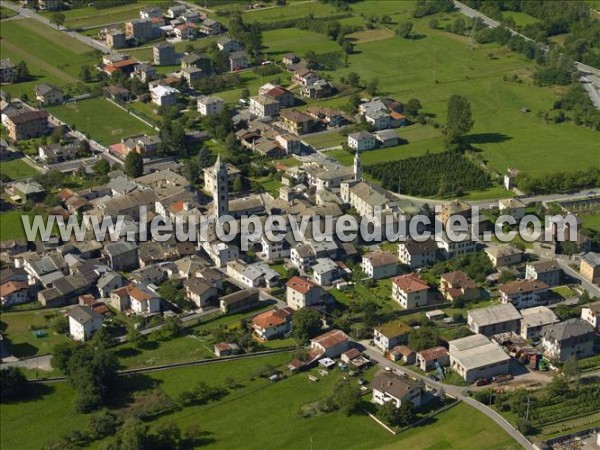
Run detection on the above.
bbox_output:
[215,69,293,105]
[0,310,69,358]
[47,97,156,146]
[582,214,600,233]
[0,158,39,181]
[502,11,540,27]
[262,28,343,59]
[0,210,31,241]
[241,2,339,24]
[0,19,100,96]
[0,6,17,19]
[40,2,154,29]
[331,17,599,177]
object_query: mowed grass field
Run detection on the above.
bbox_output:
[263,28,343,58]
[0,158,39,181]
[241,1,338,24]
[47,97,156,145]
[326,10,599,176]
[0,310,69,358]
[0,19,100,96]
[0,210,31,241]
[40,2,154,29]
[3,353,519,450]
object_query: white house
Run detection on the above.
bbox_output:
[250,307,293,340]
[520,306,559,340]
[498,279,550,309]
[310,329,350,358]
[361,250,397,280]
[541,319,595,361]
[183,277,218,309]
[372,371,423,408]
[581,301,600,330]
[150,84,179,106]
[392,273,429,309]
[68,305,103,342]
[347,131,376,151]
[286,276,323,310]
[312,258,339,286]
[498,198,526,220]
[373,319,411,353]
[197,95,225,116]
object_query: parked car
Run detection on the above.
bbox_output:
[476,378,491,386]
[492,374,513,383]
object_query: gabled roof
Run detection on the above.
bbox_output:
[363,250,396,268]
[372,371,422,400]
[311,329,348,349]
[183,277,214,296]
[68,305,103,325]
[468,303,521,327]
[499,279,549,296]
[286,276,318,295]
[392,273,429,293]
[375,319,411,338]
[417,346,447,361]
[541,319,594,342]
[251,307,293,330]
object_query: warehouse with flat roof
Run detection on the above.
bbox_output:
[449,334,511,383]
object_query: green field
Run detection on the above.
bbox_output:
[502,11,541,27]
[0,158,39,181]
[128,36,222,62]
[0,210,31,241]
[0,6,17,19]
[582,214,600,233]
[0,19,100,96]
[241,2,339,24]
[47,97,156,145]
[328,14,599,177]
[40,2,153,29]
[0,310,69,358]
[263,28,343,58]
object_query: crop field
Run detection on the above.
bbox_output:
[0,158,39,181]
[0,19,99,91]
[47,97,156,146]
[40,2,155,29]
[241,2,339,24]
[327,15,599,177]
[262,28,343,58]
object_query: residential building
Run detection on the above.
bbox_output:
[372,371,423,408]
[312,258,339,286]
[361,250,397,280]
[106,29,127,49]
[68,305,103,342]
[263,86,295,108]
[140,6,163,20]
[112,283,161,315]
[581,302,600,331]
[375,129,399,147]
[498,279,550,309]
[104,241,138,271]
[290,242,316,271]
[467,303,522,337]
[226,260,279,289]
[200,18,222,36]
[449,334,511,383]
[34,83,63,105]
[300,79,333,99]
[416,346,449,372]
[250,307,293,340]
[286,276,323,310]
[280,109,314,135]
[125,19,154,41]
[0,281,29,307]
[131,63,157,83]
[541,319,595,361]
[166,5,186,18]
[197,96,224,116]
[391,273,429,309]
[439,271,479,303]
[498,198,526,220]
[485,245,523,268]
[214,342,240,357]
[580,252,600,285]
[183,277,217,309]
[181,66,203,85]
[310,329,350,358]
[0,59,17,83]
[153,42,176,66]
[229,50,248,71]
[365,109,391,130]
[347,131,376,151]
[293,69,318,86]
[217,36,243,53]
[249,95,279,118]
[175,23,197,40]
[220,288,260,314]
[97,271,123,298]
[4,109,49,140]
[38,143,79,164]
[373,319,411,353]
[150,84,179,106]
[520,306,559,340]
[439,200,471,226]
[435,232,476,259]
[10,179,45,202]
[398,238,438,269]
[525,261,562,286]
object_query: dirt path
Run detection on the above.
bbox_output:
[1,35,78,83]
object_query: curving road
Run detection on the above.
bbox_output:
[360,341,534,450]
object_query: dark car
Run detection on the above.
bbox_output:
[476,378,491,386]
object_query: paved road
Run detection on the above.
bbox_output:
[556,258,600,297]
[0,354,53,371]
[0,1,110,53]
[453,0,600,110]
[361,341,534,450]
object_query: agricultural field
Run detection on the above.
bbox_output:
[0,353,519,450]
[0,210,31,241]
[262,28,343,59]
[502,11,541,27]
[46,97,156,146]
[327,11,599,177]
[241,2,339,24]
[0,158,39,181]
[39,2,154,29]
[0,19,100,96]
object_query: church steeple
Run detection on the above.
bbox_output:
[213,153,228,218]
[353,149,362,181]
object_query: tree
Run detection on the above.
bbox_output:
[346,93,361,114]
[346,72,361,88]
[408,326,439,351]
[377,401,402,426]
[304,50,317,66]
[547,374,569,398]
[291,308,322,343]
[161,316,182,339]
[89,409,120,439]
[396,401,416,426]
[445,95,474,147]
[118,418,147,450]
[332,380,361,415]
[51,315,69,334]
[366,78,380,97]
[562,356,580,386]
[240,88,250,100]
[93,159,111,176]
[124,152,143,178]
[127,327,146,348]
[397,21,413,39]
[405,98,422,116]
[233,176,243,193]
[79,65,92,82]
[91,327,116,349]
[0,367,29,402]
[50,12,66,27]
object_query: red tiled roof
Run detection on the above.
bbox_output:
[392,273,429,293]
[0,280,27,297]
[286,276,317,295]
[252,307,293,330]
[363,250,396,267]
[441,271,477,289]
[311,329,348,349]
[418,346,448,361]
